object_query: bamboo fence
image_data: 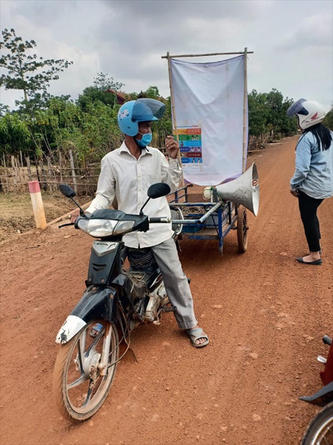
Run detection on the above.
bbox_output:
[0,149,101,195]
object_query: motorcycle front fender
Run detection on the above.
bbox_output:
[56,315,86,344]
[299,381,333,407]
[55,287,117,344]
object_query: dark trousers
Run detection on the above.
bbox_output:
[298,191,324,252]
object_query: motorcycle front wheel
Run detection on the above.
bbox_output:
[53,320,119,421]
[301,402,333,445]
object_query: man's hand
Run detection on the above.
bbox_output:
[165,135,179,159]
[70,208,80,223]
[290,189,299,197]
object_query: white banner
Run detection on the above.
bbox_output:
[170,55,247,185]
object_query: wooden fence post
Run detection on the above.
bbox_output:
[26,157,32,180]
[69,149,77,194]
[39,157,47,191]
[58,149,63,182]
[11,156,17,189]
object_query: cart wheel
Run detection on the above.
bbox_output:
[237,206,248,253]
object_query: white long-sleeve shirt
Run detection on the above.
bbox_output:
[86,142,182,248]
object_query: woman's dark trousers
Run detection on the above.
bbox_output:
[298,191,324,252]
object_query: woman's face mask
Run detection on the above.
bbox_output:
[135,132,152,147]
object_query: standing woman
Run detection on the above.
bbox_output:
[287,99,333,265]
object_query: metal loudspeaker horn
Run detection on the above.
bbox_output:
[215,163,259,216]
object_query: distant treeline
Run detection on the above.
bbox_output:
[2,84,333,164]
[1,28,332,165]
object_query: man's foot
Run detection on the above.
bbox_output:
[186,326,209,348]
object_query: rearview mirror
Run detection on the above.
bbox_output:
[147,183,171,199]
[59,184,76,198]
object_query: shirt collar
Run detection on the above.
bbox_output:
[120,141,152,157]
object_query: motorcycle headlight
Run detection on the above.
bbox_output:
[113,220,135,235]
[77,218,135,237]
[78,218,117,237]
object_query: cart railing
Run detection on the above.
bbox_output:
[169,183,193,204]
[168,185,242,253]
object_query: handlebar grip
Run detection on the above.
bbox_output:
[149,217,171,223]
[58,222,75,228]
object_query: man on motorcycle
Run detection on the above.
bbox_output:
[73,98,209,348]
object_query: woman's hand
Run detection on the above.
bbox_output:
[290,189,299,197]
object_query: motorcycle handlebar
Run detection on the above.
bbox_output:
[60,215,170,230]
[58,222,75,228]
[148,217,171,223]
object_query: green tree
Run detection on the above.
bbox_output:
[0,112,33,156]
[93,72,123,91]
[248,90,268,138]
[0,103,10,117]
[0,28,73,111]
[77,86,115,110]
[78,72,124,111]
[140,86,160,98]
[248,89,297,142]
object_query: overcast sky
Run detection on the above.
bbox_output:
[1,0,332,110]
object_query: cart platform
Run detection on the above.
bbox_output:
[168,184,248,254]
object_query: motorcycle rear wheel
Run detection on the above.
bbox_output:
[53,320,119,421]
[301,402,333,445]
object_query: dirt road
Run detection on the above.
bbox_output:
[1,136,332,445]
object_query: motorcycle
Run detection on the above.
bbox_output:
[299,334,333,444]
[53,182,173,421]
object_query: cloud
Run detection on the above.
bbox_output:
[278,13,333,50]
[0,0,332,109]
[101,0,261,21]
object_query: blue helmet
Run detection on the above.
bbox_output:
[117,98,166,136]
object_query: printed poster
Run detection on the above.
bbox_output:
[176,127,202,164]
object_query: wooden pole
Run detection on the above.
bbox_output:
[26,157,32,180]
[46,156,55,191]
[2,154,8,192]
[11,156,17,188]
[40,157,47,191]
[58,149,63,182]
[162,50,253,59]
[17,156,25,189]
[242,47,248,172]
[35,156,41,184]
[166,52,184,185]
[167,53,179,140]
[28,180,47,229]
[69,148,77,194]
